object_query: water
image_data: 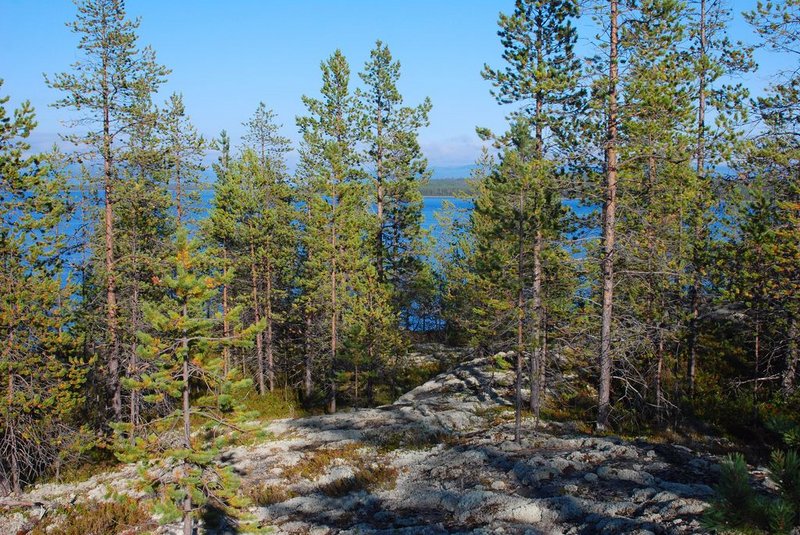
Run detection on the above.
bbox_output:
[198,189,474,252]
[74,189,591,257]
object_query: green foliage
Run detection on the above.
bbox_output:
[113,230,264,532]
[162,92,205,225]
[359,40,432,325]
[704,449,800,533]
[240,388,305,421]
[0,82,89,492]
[703,454,765,531]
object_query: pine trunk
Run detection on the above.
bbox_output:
[129,283,140,435]
[181,301,192,535]
[688,0,708,400]
[656,331,664,421]
[598,0,619,431]
[783,316,799,396]
[516,189,525,442]
[250,239,265,395]
[328,214,338,414]
[103,84,121,421]
[6,347,20,494]
[265,258,275,392]
[175,152,183,226]
[375,108,385,281]
[304,311,313,399]
[530,228,543,420]
[222,246,231,375]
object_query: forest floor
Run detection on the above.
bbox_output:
[1,349,751,534]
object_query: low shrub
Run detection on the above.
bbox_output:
[31,497,151,535]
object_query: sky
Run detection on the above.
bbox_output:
[0,0,787,174]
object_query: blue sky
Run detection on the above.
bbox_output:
[0,0,785,172]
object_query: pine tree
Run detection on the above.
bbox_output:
[240,104,293,394]
[744,0,800,399]
[0,82,88,493]
[115,89,174,432]
[205,131,236,376]
[47,0,170,420]
[482,0,582,432]
[242,102,292,172]
[612,0,696,420]
[232,148,296,394]
[162,93,205,227]
[597,0,621,431]
[470,120,573,439]
[115,231,263,534]
[358,41,432,326]
[686,0,754,399]
[297,50,371,412]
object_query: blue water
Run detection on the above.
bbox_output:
[74,190,592,256]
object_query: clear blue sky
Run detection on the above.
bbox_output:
[0,0,784,172]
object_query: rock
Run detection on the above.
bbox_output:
[0,348,726,535]
[532,467,559,482]
[596,465,654,486]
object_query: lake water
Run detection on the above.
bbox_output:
[195,189,474,252]
[70,190,593,257]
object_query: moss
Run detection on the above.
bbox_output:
[31,497,152,535]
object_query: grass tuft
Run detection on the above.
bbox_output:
[319,465,399,497]
[282,442,363,481]
[31,497,151,535]
[247,483,297,506]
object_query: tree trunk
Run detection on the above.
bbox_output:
[181,301,192,535]
[328,262,338,414]
[783,316,799,397]
[754,320,761,406]
[375,107,385,281]
[688,0,708,400]
[304,311,313,399]
[530,228,543,421]
[6,352,20,494]
[103,84,121,422]
[222,246,231,376]
[515,187,526,442]
[175,150,183,226]
[529,33,546,422]
[656,331,664,421]
[250,239,265,395]
[265,258,275,392]
[540,308,548,420]
[598,0,619,431]
[129,283,140,437]
[9,433,19,495]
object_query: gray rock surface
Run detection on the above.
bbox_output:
[0,351,728,534]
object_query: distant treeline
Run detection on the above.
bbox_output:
[420,178,470,197]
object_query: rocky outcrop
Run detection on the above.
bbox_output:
[1,353,725,534]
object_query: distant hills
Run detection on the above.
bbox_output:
[420,178,470,197]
